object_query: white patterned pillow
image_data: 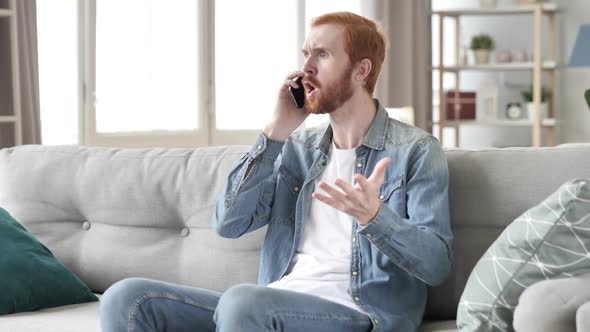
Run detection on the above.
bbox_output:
[457,178,590,332]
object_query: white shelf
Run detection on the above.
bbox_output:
[433,118,556,127]
[432,4,558,16]
[432,61,558,71]
[0,9,14,17]
[0,115,17,123]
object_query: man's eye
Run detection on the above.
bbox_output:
[319,52,328,59]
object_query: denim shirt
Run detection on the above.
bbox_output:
[213,99,453,332]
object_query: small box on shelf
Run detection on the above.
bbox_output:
[445,91,476,120]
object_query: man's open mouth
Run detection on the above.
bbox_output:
[304,82,317,96]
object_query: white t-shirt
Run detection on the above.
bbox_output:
[268,142,364,313]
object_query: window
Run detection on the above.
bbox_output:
[95,0,199,133]
[215,0,299,131]
[37,0,362,147]
[37,0,79,145]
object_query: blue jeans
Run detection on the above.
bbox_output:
[99,278,373,332]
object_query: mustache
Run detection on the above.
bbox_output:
[303,77,320,88]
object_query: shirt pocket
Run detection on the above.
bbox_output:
[378,175,406,218]
[271,165,303,223]
[278,165,303,195]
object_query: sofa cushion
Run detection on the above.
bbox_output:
[0,208,98,315]
[418,320,457,332]
[0,295,101,332]
[456,178,590,331]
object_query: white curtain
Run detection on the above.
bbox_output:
[16,0,41,145]
[362,0,432,132]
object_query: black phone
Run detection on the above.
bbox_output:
[289,76,305,109]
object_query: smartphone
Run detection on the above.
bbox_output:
[289,76,305,109]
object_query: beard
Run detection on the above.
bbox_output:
[303,64,354,115]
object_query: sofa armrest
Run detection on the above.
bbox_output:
[513,273,590,332]
[577,301,590,331]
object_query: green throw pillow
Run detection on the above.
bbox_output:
[0,208,98,315]
[457,178,590,332]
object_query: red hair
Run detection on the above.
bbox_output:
[311,12,387,95]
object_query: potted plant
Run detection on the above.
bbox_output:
[521,85,551,120]
[470,34,495,64]
[585,89,590,111]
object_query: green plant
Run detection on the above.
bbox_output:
[521,85,550,103]
[470,34,495,50]
[585,89,590,110]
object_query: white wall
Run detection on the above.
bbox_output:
[433,0,590,147]
[555,0,590,143]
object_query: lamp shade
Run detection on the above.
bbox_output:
[570,24,590,67]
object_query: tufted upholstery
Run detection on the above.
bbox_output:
[0,144,261,294]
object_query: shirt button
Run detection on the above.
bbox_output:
[379,194,385,200]
[257,145,262,150]
[352,237,356,242]
[356,162,363,168]
[354,297,360,302]
[352,271,358,276]
[366,233,372,237]
[293,186,300,192]
[375,319,379,325]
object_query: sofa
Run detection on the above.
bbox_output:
[1,142,590,332]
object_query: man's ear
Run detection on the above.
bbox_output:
[354,59,372,84]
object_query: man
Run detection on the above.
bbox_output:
[100,11,452,332]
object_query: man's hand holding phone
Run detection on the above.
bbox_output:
[263,71,309,142]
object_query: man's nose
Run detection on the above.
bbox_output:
[302,59,317,76]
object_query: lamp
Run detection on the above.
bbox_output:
[569,24,590,110]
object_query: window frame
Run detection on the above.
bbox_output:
[78,0,374,148]
[78,0,307,148]
[80,0,209,147]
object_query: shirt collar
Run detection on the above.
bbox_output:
[317,98,389,155]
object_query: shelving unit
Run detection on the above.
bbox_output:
[0,0,21,147]
[431,3,558,147]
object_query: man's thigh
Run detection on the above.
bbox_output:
[214,284,373,332]
[100,277,221,332]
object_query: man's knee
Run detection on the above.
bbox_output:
[101,278,157,310]
[100,277,159,330]
[214,284,266,326]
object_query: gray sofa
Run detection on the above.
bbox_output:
[1,143,590,332]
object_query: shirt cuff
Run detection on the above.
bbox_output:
[248,132,285,162]
[356,204,402,241]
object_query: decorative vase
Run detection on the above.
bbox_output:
[526,102,548,121]
[496,50,512,63]
[474,49,491,64]
[513,49,528,62]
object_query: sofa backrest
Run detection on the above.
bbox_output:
[0,145,257,294]
[1,143,590,320]
[425,143,590,320]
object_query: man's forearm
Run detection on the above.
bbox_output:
[214,133,285,238]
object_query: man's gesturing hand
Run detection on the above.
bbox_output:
[312,157,392,226]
